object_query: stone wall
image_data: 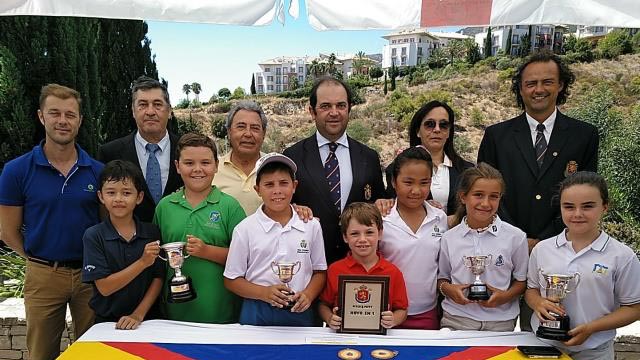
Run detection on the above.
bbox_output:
[0,318,74,360]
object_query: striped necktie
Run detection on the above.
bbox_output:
[535,124,547,168]
[324,142,341,213]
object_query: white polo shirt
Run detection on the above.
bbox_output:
[430,155,452,211]
[528,230,640,352]
[438,215,529,321]
[224,205,328,293]
[380,202,447,315]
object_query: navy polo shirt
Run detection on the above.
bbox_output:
[0,142,103,261]
[82,218,165,321]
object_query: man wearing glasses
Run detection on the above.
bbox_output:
[98,76,183,222]
[284,76,386,264]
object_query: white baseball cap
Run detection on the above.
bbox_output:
[254,153,297,181]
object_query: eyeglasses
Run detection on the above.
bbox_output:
[422,120,450,130]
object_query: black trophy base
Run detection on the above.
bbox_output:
[168,277,197,303]
[536,315,572,341]
[280,289,295,310]
[467,284,491,301]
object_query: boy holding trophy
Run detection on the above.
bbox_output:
[154,133,246,323]
[82,160,165,329]
[224,153,327,326]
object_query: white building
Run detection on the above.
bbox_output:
[381,28,470,69]
[475,25,566,56]
[575,26,614,39]
[254,56,309,94]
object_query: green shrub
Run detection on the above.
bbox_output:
[497,67,516,82]
[629,75,640,95]
[0,249,25,298]
[596,29,633,59]
[470,107,486,128]
[174,114,202,137]
[215,101,232,113]
[347,119,373,144]
[453,133,473,157]
[175,98,190,109]
[210,114,227,139]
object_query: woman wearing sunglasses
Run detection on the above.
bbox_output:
[384,101,474,218]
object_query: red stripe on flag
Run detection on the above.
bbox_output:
[421,0,492,27]
[104,342,193,360]
[438,346,513,359]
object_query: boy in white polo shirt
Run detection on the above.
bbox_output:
[224,153,327,326]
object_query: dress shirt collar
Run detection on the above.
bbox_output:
[316,131,349,149]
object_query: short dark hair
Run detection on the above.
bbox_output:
[391,146,433,182]
[556,171,609,206]
[99,160,145,193]
[511,50,575,109]
[339,202,383,235]
[309,76,353,112]
[131,75,171,106]
[256,161,295,184]
[176,133,218,162]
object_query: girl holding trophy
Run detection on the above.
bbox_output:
[437,163,529,331]
[525,172,640,360]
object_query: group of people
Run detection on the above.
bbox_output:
[0,50,638,360]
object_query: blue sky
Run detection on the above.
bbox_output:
[147,9,389,104]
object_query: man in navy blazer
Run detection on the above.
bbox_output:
[98,76,183,222]
[284,77,385,264]
[477,50,599,330]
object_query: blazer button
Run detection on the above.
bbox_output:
[535,195,542,200]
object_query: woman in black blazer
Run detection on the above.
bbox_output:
[385,101,474,215]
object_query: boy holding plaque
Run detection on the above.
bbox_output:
[526,172,640,360]
[154,133,246,323]
[224,153,327,326]
[82,160,165,329]
[319,202,408,330]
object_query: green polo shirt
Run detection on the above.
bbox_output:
[153,186,246,323]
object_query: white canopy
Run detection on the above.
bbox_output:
[1,0,639,29]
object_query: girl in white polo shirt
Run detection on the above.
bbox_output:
[438,163,528,331]
[526,172,640,360]
[380,146,447,329]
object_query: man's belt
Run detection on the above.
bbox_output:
[27,256,83,269]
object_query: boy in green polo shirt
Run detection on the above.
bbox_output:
[153,133,246,323]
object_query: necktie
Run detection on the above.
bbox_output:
[535,124,547,168]
[324,142,341,213]
[145,143,162,204]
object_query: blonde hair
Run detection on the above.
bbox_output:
[39,84,81,110]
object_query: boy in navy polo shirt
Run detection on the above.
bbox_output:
[82,160,164,329]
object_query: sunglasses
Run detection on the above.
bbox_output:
[422,120,450,130]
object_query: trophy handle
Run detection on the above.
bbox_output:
[462,256,470,267]
[292,261,301,275]
[487,254,493,263]
[571,272,581,290]
[271,261,279,275]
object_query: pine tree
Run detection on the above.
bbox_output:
[250,75,256,95]
[484,27,493,58]
[383,73,388,95]
[505,27,513,56]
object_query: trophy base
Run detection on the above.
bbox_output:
[467,284,490,301]
[280,289,295,310]
[536,315,572,341]
[168,277,197,303]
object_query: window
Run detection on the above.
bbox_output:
[283,76,288,84]
[417,47,423,56]
[299,75,304,82]
[401,56,407,66]
[264,67,271,72]
[267,76,273,81]
[258,85,264,92]
[594,26,604,33]
[392,39,396,44]
[410,38,415,42]
[298,66,303,73]
[401,47,407,55]
[276,85,281,92]
[283,67,288,73]
[257,76,263,82]
[276,68,281,75]
[267,85,273,91]
[391,48,397,56]
[276,77,281,84]
[512,35,520,44]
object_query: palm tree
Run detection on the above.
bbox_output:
[353,51,366,75]
[182,83,192,102]
[191,82,201,102]
[327,53,338,76]
[309,59,322,78]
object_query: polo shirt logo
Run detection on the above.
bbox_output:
[592,263,609,275]
[84,264,96,272]
[209,211,221,223]
[297,239,310,254]
[83,184,96,192]
[432,224,443,237]
[495,255,504,266]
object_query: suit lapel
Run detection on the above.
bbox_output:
[123,133,142,169]
[538,112,570,179]
[346,137,364,204]
[512,114,539,177]
[302,136,336,212]
[164,132,180,196]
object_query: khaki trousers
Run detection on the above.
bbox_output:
[24,261,94,360]
[441,311,517,332]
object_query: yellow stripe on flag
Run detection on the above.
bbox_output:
[58,342,144,360]
[487,348,573,359]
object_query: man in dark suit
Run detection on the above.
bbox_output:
[477,50,599,330]
[98,76,183,222]
[284,77,386,264]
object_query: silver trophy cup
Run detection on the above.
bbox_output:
[462,254,493,301]
[536,269,580,340]
[271,261,301,309]
[159,242,196,303]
